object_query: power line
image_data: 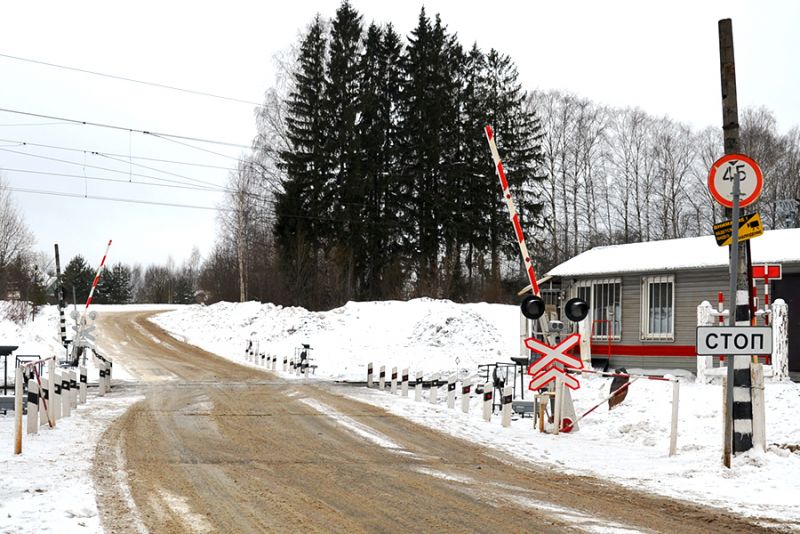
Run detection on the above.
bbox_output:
[0,137,237,170]
[0,147,225,191]
[3,168,227,193]
[0,107,252,150]
[0,52,263,107]
[6,186,233,211]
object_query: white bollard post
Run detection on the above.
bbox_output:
[302,357,308,378]
[295,358,301,376]
[461,378,472,414]
[48,359,56,417]
[379,365,386,389]
[61,372,71,417]
[14,368,23,454]
[669,379,680,456]
[283,355,288,372]
[27,378,39,435]
[272,354,277,371]
[390,367,398,394]
[553,376,563,435]
[98,366,107,396]
[367,362,374,387]
[414,371,423,402]
[401,368,409,397]
[447,375,456,409]
[69,370,78,409]
[482,382,493,422]
[52,370,62,420]
[429,373,439,404]
[40,377,49,426]
[501,385,512,428]
[79,366,87,404]
[106,361,113,390]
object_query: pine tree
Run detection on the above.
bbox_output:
[108,263,133,304]
[62,255,95,304]
[483,49,544,281]
[275,16,330,304]
[357,22,404,298]
[324,1,364,298]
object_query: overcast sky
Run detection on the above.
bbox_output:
[1,0,798,270]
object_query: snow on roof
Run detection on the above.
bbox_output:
[546,228,800,278]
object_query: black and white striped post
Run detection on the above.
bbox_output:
[271,354,277,371]
[61,372,71,417]
[428,373,439,404]
[52,370,62,419]
[27,378,39,435]
[283,355,288,372]
[39,377,50,425]
[414,371,423,402]
[54,244,68,351]
[447,375,456,409]
[69,370,78,409]
[367,362,374,388]
[98,366,107,396]
[501,386,512,428]
[379,365,386,389]
[79,366,87,404]
[401,368,409,397]
[461,378,472,414]
[390,367,398,394]
[482,382,493,422]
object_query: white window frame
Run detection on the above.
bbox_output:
[640,274,675,341]
[573,278,622,341]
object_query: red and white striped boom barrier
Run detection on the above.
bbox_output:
[85,239,112,311]
[484,125,540,297]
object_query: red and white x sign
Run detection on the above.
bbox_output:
[525,334,583,391]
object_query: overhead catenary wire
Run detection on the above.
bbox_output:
[0,52,263,107]
[0,107,252,150]
[0,147,226,191]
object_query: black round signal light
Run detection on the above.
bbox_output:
[520,294,545,320]
[564,297,589,322]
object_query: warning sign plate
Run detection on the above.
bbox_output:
[712,212,763,247]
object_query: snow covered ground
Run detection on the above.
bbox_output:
[1,300,799,532]
[152,299,800,529]
[0,303,158,533]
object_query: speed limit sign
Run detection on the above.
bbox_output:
[708,153,763,208]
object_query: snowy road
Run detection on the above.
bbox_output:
[92,311,781,533]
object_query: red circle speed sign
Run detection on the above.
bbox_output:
[707,153,763,208]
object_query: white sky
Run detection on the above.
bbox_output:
[0,0,798,269]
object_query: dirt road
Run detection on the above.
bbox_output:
[93,311,785,533]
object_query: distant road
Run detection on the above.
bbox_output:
[93,311,784,533]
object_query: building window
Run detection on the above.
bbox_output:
[641,275,674,340]
[574,278,621,341]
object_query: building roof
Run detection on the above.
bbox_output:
[546,228,800,278]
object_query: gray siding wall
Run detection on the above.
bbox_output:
[568,268,739,374]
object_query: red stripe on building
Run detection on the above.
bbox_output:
[589,344,698,357]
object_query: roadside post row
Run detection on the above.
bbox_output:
[14,357,111,455]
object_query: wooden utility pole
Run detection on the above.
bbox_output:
[718,18,754,468]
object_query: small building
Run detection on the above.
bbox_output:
[544,228,800,379]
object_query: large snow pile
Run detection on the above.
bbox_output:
[152,299,518,380]
[153,299,800,527]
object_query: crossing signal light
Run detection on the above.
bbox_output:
[564,298,589,322]
[520,295,544,320]
[520,294,546,320]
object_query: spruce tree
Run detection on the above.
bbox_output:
[275,16,330,304]
[62,255,95,304]
[324,1,364,297]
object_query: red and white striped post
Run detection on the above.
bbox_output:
[484,125,540,297]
